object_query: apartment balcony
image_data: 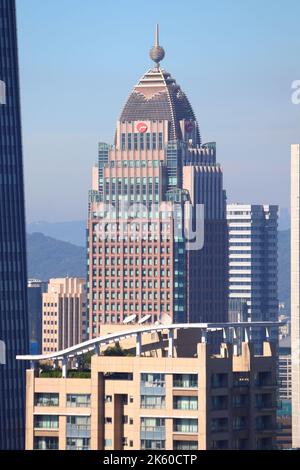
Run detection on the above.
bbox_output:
[66,424,91,439]
[140,385,166,396]
[140,427,166,441]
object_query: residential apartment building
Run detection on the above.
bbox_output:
[42,278,87,354]
[23,323,277,450]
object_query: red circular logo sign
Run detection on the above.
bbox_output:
[137,122,148,133]
[185,121,194,134]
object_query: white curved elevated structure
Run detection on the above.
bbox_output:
[17,321,283,363]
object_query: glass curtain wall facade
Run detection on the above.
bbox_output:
[0,0,29,449]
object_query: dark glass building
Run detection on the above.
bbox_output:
[0,0,29,449]
[28,279,48,355]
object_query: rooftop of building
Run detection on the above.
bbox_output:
[17,321,283,366]
[118,25,201,144]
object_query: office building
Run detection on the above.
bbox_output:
[42,278,87,354]
[0,0,29,449]
[227,204,278,349]
[28,279,48,354]
[87,26,228,336]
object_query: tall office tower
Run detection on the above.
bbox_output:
[227,204,278,348]
[28,279,48,354]
[42,278,87,354]
[0,0,29,449]
[291,144,300,448]
[87,27,228,337]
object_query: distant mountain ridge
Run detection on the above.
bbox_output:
[27,220,86,247]
[27,232,85,281]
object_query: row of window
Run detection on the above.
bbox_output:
[121,132,163,151]
[91,267,171,277]
[34,393,91,408]
[96,256,171,266]
[91,279,171,289]
[92,245,171,255]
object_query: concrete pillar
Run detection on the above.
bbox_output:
[265,327,270,341]
[222,328,228,343]
[62,357,68,378]
[201,329,207,343]
[168,329,174,357]
[232,328,238,356]
[136,333,141,357]
[244,327,250,343]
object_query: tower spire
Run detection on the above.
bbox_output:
[155,23,159,47]
[150,24,165,68]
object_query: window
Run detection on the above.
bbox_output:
[66,437,90,450]
[66,394,91,408]
[34,393,59,407]
[173,396,198,411]
[141,396,165,409]
[141,417,165,431]
[141,373,165,388]
[211,373,228,388]
[173,440,198,450]
[34,437,58,450]
[211,417,228,433]
[173,419,198,434]
[34,415,58,430]
[173,374,197,388]
[141,439,165,450]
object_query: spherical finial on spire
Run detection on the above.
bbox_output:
[149,24,165,67]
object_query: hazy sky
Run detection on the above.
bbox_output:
[17,0,300,223]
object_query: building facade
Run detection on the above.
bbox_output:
[277,336,292,449]
[0,0,29,449]
[42,278,87,354]
[291,144,300,448]
[227,204,278,348]
[24,324,277,450]
[87,28,228,337]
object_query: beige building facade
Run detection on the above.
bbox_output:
[42,278,87,355]
[24,325,277,450]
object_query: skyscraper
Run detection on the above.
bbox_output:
[291,144,300,448]
[87,27,228,337]
[0,0,29,449]
[227,204,278,349]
